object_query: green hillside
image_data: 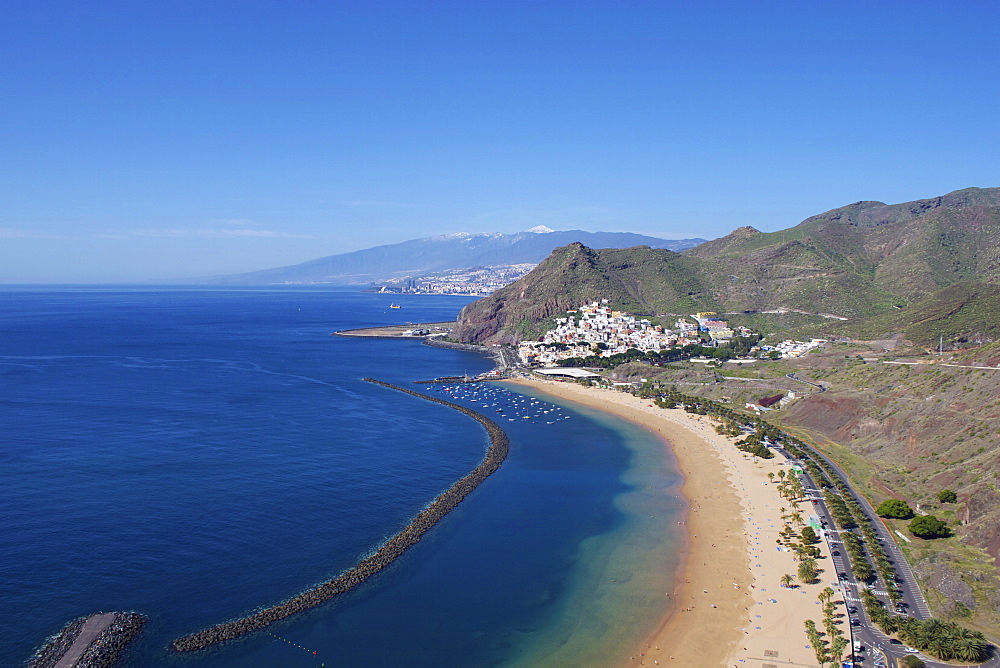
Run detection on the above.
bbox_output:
[452,186,1000,641]
[685,187,1000,319]
[453,243,716,344]
[848,282,1000,348]
[456,187,1000,345]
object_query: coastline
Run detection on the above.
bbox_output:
[506,377,836,668]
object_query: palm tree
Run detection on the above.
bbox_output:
[829,636,848,664]
[780,573,794,588]
[952,633,989,663]
[798,558,818,584]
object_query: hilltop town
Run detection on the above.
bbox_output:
[516,300,825,366]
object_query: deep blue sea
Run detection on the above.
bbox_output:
[1,287,685,667]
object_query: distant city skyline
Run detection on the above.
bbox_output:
[2,1,998,283]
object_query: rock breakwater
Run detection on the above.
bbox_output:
[30,612,146,668]
[172,378,509,652]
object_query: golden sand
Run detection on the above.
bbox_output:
[506,378,840,668]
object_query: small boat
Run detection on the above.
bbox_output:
[390,304,401,309]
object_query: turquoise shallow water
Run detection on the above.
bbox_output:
[1,287,684,666]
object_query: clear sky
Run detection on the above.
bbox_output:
[2,1,998,282]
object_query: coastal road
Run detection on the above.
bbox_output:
[496,345,521,370]
[790,468,911,668]
[779,446,998,668]
[801,445,930,619]
[775,441,929,619]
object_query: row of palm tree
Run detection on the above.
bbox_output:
[775,471,806,504]
[841,531,875,582]
[803,619,829,665]
[818,473,903,602]
[820,586,848,665]
[804,587,849,667]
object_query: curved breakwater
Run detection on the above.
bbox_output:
[172,378,510,652]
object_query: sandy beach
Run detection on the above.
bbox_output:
[507,378,841,668]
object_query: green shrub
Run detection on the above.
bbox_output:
[909,514,950,539]
[876,498,914,519]
[937,488,957,503]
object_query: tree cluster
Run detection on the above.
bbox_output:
[555,336,763,370]
[861,589,988,663]
[876,498,914,519]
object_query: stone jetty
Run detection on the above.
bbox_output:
[172,378,510,652]
[30,612,146,668]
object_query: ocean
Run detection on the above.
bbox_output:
[1,287,685,667]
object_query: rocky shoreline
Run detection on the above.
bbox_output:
[171,378,510,652]
[30,612,146,668]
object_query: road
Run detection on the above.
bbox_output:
[495,345,520,371]
[786,372,827,393]
[774,441,998,668]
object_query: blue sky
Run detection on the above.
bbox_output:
[2,1,998,282]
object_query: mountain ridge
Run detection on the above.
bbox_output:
[456,187,1000,345]
[196,229,706,285]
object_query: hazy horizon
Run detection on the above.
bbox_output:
[3,2,998,283]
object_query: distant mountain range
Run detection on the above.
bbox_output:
[199,226,706,285]
[455,187,1000,346]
